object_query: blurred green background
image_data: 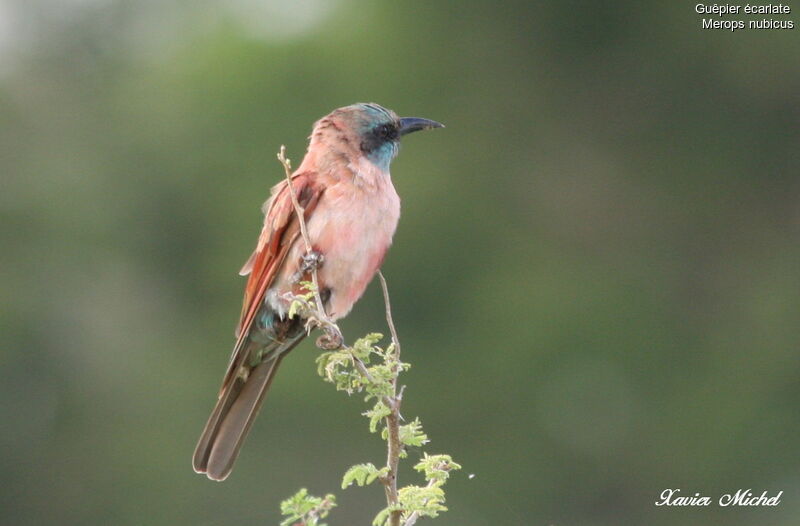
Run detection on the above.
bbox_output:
[1,1,798,525]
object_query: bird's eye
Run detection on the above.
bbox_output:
[378,123,398,141]
[361,123,399,154]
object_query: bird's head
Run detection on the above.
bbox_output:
[310,103,444,172]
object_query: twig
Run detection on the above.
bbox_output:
[277,146,341,349]
[378,271,401,358]
[377,271,403,526]
[278,146,313,259]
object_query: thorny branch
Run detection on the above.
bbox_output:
[378,270,403,526]
[277,147,406,526]
[277,146,341,349]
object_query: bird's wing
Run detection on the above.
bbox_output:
[219,172,323,394]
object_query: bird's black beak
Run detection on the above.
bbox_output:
[399,117,445,136]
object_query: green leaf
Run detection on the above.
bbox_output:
[341,463,388,489]
[287,298,301,319]
[372,507,391,526]
[397,484,447,519]
[414,453,462,484]
[315,350,360,393]
[397,418,428,447]
[363,401,391,433]
[298,280,317,293]
[351,333,384,361]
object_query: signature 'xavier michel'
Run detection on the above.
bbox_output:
[193,103,443,481]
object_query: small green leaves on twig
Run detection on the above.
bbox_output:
[414,454,461,485]
[393,486,446,524]
[372,456,461,526]
[279,489,336,526]
[312,328,458,526]
[394,418,429,451]
[341,463,390,489]
[280,296,459,526]
[315,333,407,402]
[364,400,391,433]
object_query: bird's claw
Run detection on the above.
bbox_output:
[301,250,324,274]
[291,250,324,284]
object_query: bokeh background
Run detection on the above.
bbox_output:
[2,1,798,525]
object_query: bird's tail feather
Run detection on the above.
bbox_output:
[193,335,303,481]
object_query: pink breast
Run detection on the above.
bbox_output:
[311,182,400,319]
[268,157,402,320]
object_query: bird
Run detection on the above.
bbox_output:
[192,103,443,481]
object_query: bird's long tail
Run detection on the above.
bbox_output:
[193,334,304,481]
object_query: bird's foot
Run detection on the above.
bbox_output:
[291,250,324,284]
[301,250,324,273]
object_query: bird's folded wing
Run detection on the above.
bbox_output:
[219,172,323,395]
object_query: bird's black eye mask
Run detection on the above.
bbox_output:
[361,122,400,154]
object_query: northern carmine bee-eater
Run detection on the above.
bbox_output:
[193,103,443,481]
